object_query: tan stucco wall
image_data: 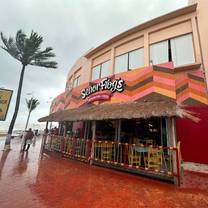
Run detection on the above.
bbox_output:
[195,0,208,85]
[65,2,208,91]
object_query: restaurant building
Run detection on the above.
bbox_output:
[39,0,208,184]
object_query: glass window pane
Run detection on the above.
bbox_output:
[76,76,80,86]
[129,48,144,70]
[100,61,110,78]
[73,76,80,88]
[114,53,128,74]
[92,65,100,81]
[73,78,77,88]
[171,34,195,67]
[150,40,168,65]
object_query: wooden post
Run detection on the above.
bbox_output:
[50,122,52,130]
[90,120,96,165]
[117,120,121,142]
[58,122,61,135]
[115,120,118,141]
[167,117,179,185]
[84,121,88,139]
[160,118,163,147]
[63,121,67,137]
[45,121,49,131]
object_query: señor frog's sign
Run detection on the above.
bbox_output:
[81,77,125,100]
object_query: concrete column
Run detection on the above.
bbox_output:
[194,0,208,86]
[109,47,115,75]
[144,32,149,66]
[191,17,202,63]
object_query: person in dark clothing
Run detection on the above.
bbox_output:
[34,129,38,136]
[23,128,34,151]
[53,127,59,135]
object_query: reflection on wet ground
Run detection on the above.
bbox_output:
[0,137,208,208]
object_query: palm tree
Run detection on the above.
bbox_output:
[25,97,40,130]
[1,30,57,150]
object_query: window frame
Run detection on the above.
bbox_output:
[91,60,110,81]
[73,75,81,88]
[114,47,144,74]
[149,33,195,67]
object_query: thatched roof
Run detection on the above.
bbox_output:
[38,101,199,122]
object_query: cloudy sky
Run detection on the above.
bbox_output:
[0,0,188,130]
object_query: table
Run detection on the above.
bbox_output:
[135,147,149,153]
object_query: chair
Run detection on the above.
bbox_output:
[52,137,61,151]
[101,142,113,161]
[145,147,163,170]
[75,139,82,157]
[65,138,73,154]
[128,146,141,166]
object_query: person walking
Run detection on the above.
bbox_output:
[23,128,34,151]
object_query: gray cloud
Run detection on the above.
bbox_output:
[0,0,188,130]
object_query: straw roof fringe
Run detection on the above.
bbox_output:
[38,101,199,122]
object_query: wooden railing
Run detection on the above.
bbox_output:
[93,140,179,179]
[43,135,91,162]
[42,135,181,185]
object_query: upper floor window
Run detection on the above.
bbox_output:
[114,48,144,74]
[73,75,80,88]
[150,40,168,65]
[66,76,73,90]
[91,60,110,81]
[171,34,195,66]
[150,33,195,67]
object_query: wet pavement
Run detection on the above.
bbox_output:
[0,137,208,208]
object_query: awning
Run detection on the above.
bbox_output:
[38,101,199,122]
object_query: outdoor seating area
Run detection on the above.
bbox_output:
[43,133,181,184]
[93,140,174,174]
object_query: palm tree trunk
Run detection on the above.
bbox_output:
[25,110,31,131]
[4,65,26,150]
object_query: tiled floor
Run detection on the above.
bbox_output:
[0,137,208,208]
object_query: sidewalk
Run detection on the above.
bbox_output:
[183,162,208,174]
[0,137,208,208]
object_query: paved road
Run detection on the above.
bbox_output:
[0,137,208,208]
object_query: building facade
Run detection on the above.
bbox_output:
[39,0,208,183]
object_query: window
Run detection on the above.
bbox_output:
[114,48,144,74]
[171,34,195,66]
[150,40,168,65]
[114,53,128,74]
[100,61,110,78]
[91,61,110,81]
[149,34,195,67]
[129,48,144,70]
[92,65,100,81]
[73,75,80,88]
[66,76,73,90]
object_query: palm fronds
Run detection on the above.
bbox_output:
[26,98,40,112]
[1,30,58,68]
